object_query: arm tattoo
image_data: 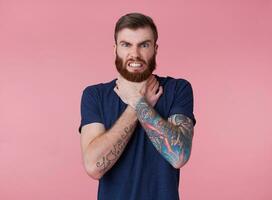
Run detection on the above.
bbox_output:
[96,124,135,173]
[135,97,194,168]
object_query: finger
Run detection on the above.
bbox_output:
[116,79,119,86]
[146,74,155,85]
[147,74,154,81]
[113,86,119,95]
[115,82,119,90]
[155,86,163,97]
[147,77,156,89]
[149,80,158,93]
[140,85,145,95]
[151,81,159,93]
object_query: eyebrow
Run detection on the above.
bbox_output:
[119,40,153,45]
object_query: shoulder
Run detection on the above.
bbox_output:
[82,79,117,94]
[155,74,193,90]
[167,76,191,85]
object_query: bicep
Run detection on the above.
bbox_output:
[80,122,106,154]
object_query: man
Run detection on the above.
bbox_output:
[79,12,196,200]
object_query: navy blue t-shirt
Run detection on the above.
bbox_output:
[79,75,196,200]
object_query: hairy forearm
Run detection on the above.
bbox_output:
[84,106,138,179]
[135,97,193,168]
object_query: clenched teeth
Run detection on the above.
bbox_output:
[129,63,142,67]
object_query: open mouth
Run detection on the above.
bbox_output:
[127,62,144,69]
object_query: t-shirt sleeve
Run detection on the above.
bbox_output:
[168,80,196,126]
[78,86,103,133]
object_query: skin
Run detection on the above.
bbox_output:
[113,27,161,109]
[114,26,158,76]
[81,26,194,180]
[114,27,194,168]
[81,71,161,179]
[81,76,161,179]
[135,98,194,168]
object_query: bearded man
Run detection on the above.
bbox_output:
[78,12,196,200]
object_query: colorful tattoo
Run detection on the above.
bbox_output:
[135,97,194,168]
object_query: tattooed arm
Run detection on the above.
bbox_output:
[81,75,162,180]
[81,106,138,180]
[135,97,194,169]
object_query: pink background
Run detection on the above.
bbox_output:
[1,0,271,199]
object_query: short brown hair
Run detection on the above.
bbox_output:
[114,12,158,44]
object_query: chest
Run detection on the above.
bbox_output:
[100,90,174,130]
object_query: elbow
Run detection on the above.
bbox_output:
[171,150,192,169]
[89,173,102,180]
[83,156,103,180]
[172,157,189,169]
[84,162,103,180]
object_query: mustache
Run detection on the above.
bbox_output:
[125,58,146,65]
[115,52,156,82]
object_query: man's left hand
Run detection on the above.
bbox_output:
[114,75,163,109]
[114,75,146,109]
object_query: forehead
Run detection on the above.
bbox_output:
[116,27,154,43]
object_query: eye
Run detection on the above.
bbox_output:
[121,42,130,47]
[141,43,149,48]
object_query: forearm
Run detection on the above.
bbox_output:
[84,106,138,179]
[135,97,193,168]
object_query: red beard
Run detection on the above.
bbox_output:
[115,52,156,82]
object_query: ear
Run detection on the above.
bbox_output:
[155,44,158,54]
[113,44,116,55]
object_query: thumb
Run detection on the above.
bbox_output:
[114,86,119,95]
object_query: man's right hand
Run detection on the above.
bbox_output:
[114,74,163,109]
[141,75,163,107]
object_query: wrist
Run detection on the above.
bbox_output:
[126,104,137,114]
[130,95,144,110]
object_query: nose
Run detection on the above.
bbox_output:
[129,46,140,59]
